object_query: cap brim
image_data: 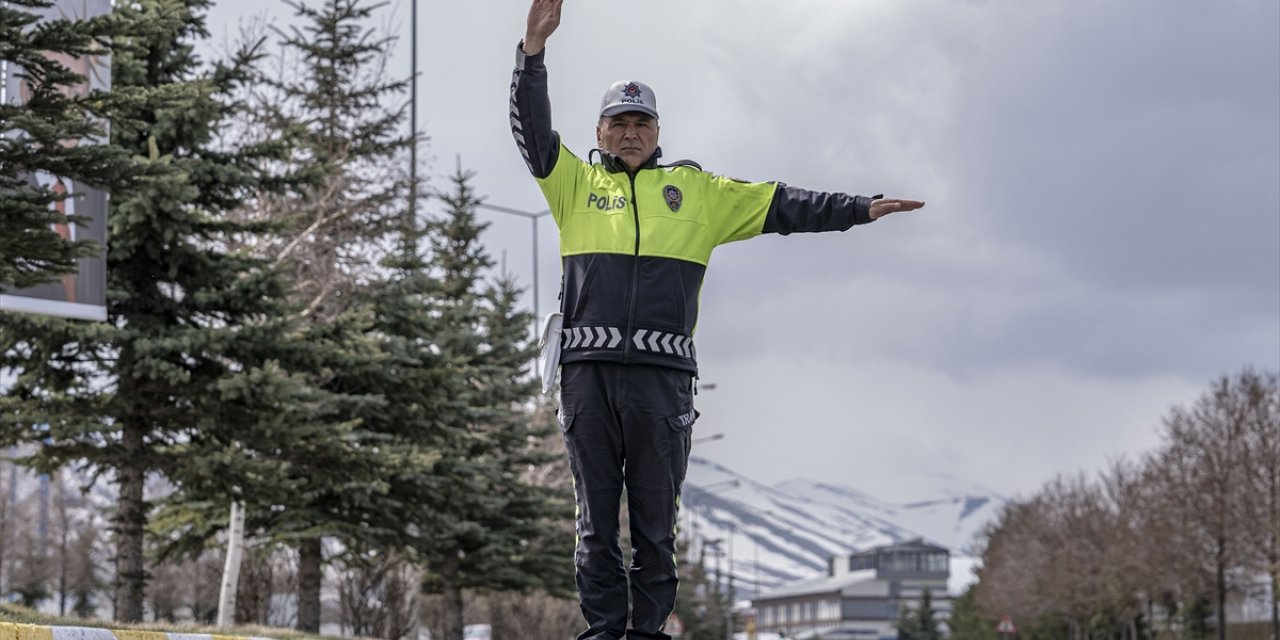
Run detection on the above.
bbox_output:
[600,104,659,119]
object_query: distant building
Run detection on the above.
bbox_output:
[750,538,952,639]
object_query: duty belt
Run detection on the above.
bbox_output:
[562,325,696,359]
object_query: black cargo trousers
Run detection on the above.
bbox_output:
[558,361,697,640]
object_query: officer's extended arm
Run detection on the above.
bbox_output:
[764,186,877,235]
[511,0,562,179]
[764,186,925,235]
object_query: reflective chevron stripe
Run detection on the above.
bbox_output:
[631,329,695,358]
[563,326,625,350]
[567,327,694,359]
[660,333,675,354]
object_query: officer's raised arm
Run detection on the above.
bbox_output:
[510,0,563,179]
[523,0,561,55]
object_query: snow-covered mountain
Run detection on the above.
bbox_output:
[681,456,1004,598]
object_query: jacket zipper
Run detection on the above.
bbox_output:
[622,171,641,362]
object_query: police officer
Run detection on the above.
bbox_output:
[511,1,924,638]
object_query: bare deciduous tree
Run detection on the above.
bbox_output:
[65,515,107,618]
[975,369,1279,640]
[1161,373,1257,640]
[1235,370,1280,640]
[337,550,420,640]
[483,590,582,640]
[236,546,294,625]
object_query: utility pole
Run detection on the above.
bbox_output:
[754,539,760,602]
[406,0,419,257]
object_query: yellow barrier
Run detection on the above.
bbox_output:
[0,625,274,640]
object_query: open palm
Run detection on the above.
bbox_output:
[526,0,563,50]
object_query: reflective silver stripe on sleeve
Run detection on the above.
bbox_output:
[510,68,533,172]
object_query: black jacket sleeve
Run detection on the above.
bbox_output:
[510,42,560,179]
[762,184,879,235]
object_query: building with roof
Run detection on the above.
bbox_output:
[750,538,952,639]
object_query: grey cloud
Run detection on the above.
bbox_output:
[674,0,1280,383]
[941,0,1279,291]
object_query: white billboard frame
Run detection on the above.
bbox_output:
[0,0,113,323]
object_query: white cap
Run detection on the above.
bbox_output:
[599,80,658,119]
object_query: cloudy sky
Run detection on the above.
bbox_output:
[200,0,1277,501]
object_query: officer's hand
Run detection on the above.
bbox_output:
[870,198,925,220]
[524,0,562,55]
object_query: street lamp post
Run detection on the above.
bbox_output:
[682,479,739,566]
[476,203,552,337]
[703,535,735,640]
[727,523,735,640]
[681,417,736,639]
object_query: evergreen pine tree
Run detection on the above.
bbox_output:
[415,164,574,640]
[948,586,994,640]
[284,208,458,626]
[148,0,425,627]
[260,1,414,629]
[673,541,731,640]
[1,0,321,621]
[896,588,942,640]
[133,0,416,627]
[0,0,139,291]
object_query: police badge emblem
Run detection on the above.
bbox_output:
[663,185,682,212]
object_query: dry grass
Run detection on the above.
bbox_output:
[1226,621,1278,640]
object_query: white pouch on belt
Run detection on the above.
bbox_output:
[539,312,564,395]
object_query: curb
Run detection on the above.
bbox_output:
[0,624,276,640]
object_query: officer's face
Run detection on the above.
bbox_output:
[597,112,659,171]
